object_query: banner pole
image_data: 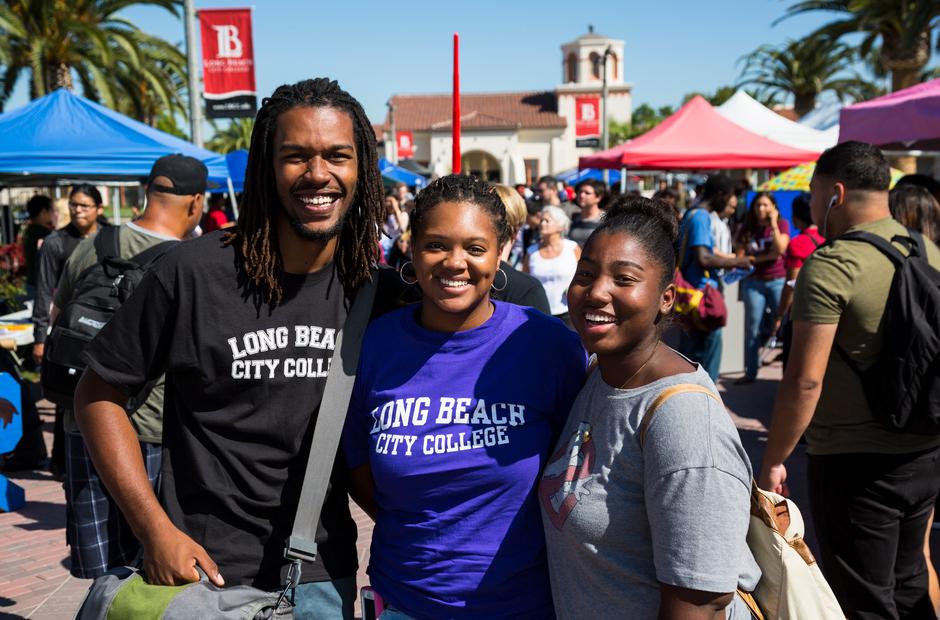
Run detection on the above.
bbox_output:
[185,0,203,147]
[452,33,461,174]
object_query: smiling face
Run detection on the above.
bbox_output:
[568,231,674,357]
[412,201,500,332]
[273,106,358,242]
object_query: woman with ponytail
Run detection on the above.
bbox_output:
[539,196,760,620]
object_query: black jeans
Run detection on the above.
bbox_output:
[808,446,940,620]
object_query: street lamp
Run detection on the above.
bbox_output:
[600,45,614,185]
[184,0,202,147]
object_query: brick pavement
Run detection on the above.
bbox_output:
[0,361,928,618]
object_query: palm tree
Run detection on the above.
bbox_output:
[108,32,188,126]
[0,0,183,121]
[737,37,870,116]
[783,0,940,92]
[207,118,254,154]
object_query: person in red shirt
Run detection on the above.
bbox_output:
[201,193,230,233]
[778,194,824,368]
[779,194,824,321]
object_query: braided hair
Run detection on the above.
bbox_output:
[223,78,383,305]
[411,174,512,247]
[592,194,679,290]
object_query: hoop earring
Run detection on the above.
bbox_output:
[399,261,418,285]
[491,268,508,292]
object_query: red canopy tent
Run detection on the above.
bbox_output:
[579,96,821,170]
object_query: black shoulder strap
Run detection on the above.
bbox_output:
[92,225,121,262]
[836,230,906,267]
[282,273,378,582]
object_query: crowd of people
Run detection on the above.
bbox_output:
[1,77,939,620]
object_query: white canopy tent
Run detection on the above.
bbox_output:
[799,100,842,132]
[717,90,837,152]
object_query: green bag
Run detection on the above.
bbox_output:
[76,567,292,620]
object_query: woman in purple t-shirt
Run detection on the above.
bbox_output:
[343,175,586,620]
[735,192,790,383]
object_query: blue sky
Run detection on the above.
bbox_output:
[7,0,842,125]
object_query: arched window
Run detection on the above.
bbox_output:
[611,54,619,81]
[566,53,577,83]
[590,52,602,80]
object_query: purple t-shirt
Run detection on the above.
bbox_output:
[343,301,587,619]
[747,219,790,279]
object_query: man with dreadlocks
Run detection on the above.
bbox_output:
[73,78,390,618]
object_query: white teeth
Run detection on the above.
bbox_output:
[439,277,470,287]
[585,313,616,323]
[299,195,335,206]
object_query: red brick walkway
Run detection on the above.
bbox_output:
[0,401,374,619]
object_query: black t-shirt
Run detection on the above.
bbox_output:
[491,261,551,315]
[82,231,370,589]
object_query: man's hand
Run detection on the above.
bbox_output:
[736,255,754,269]
[758,462,789,497]
[32,343,44,365]
[142,522,224,587]
[0,397,18,428]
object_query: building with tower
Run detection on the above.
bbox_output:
[379,28,633,184]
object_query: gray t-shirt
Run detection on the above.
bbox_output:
[56,221,178,443]
[539,362,760,619]
[568,215,601,247]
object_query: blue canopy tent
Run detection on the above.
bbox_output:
[225,149,248,193]
[379,157,427,189]
[0,89,231,221]
[556,168,622,186]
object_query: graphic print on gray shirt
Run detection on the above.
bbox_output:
[539,363,760,620]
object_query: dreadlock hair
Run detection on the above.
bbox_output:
[592,194,679,290]
[223,78,383,305]
[411,174,512,247]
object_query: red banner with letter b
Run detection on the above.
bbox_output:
[198,8,257,118]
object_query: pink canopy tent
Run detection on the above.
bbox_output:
[839,78,940,151]
[579,96,821,170]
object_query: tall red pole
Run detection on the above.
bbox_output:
[452,32,461,174]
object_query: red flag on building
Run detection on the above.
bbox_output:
[396,131,415,159]
[198,8,257,118]
[575,96,600,147]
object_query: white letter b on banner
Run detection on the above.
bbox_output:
[214,25,243,58]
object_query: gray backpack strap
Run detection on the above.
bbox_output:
[282,274,378,582]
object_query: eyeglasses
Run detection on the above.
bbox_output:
[68,202,97,211]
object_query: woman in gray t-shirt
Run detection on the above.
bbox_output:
[538,196,760,619]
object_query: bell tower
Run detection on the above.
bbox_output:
[556,26,633,146]
[560,25,625,87]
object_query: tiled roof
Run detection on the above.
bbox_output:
[387,91,566,132]
[773,107,799,122]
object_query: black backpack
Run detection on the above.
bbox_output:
[42,226,177,408]
[833,229,940,434]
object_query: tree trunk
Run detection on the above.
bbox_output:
[793,92,815,118]
[47,63,73,91]
[891,67,923,93]
[882,30,930,92]
[881,31,930,174]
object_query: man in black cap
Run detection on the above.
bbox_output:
[51,154,207,578]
